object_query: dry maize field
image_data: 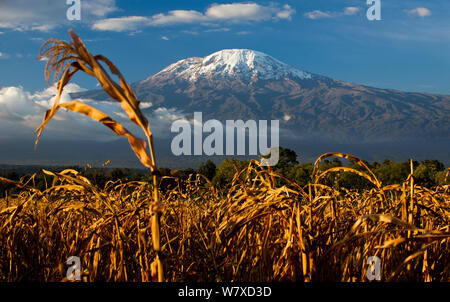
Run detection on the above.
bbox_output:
[0,155,449,282]
[0,30,448,282]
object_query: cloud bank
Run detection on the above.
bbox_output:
[0,84,182,142]
[92,3,295,32]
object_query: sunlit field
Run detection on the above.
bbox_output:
[0,155,449,281]
[0,31,448,282]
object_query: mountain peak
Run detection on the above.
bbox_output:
[76,49,450,152]
[150,49,312,82]
[202,49,270,71]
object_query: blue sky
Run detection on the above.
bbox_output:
[0,0,449,94]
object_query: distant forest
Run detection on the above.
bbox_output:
[1,148,448,197]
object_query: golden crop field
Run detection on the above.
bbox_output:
[0,158,449,282]
[0,31,448,282]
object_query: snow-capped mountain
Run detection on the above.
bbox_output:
[73,49,450,144]
[144,49,312,83]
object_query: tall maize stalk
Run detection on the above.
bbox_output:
[35,29,164,281]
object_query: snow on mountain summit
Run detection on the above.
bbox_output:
[150,49,312,82]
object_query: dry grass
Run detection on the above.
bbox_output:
[0,157,449,282]
[0,30,448,282]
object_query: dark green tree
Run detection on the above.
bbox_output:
[274,147,299,170]
[415,160,445,186]
[198,160,217,181]
[212,158,249,187]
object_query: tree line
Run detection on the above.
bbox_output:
[1,148,448,197]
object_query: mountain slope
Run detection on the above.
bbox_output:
[73,49,450,143]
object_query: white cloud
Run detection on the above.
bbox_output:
[406,7,431,18]
[204,28,230,33]
[92,3,295,32]
[154,107,184,121]
[206,4,263,20]
[205,3,293,22]
[92,16,149,32]
[140,102,153,109]
[0,52,10,59]
[0,86,34,119]
[0,0,118,32]
[304,10,332,20]
[30,24,56,32]
[82,0,119,17]
[344,7,361,16]
[151,10,206,26]
[304,7,361,19]
[127,30,143,36]
[276,5,296,20]
[0,84,116,140]
[182,30,199,35]
[161,36,170,41]
[32,83,87,108]
[113,112,128,119]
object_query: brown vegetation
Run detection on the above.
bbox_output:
[0,154,449,281]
